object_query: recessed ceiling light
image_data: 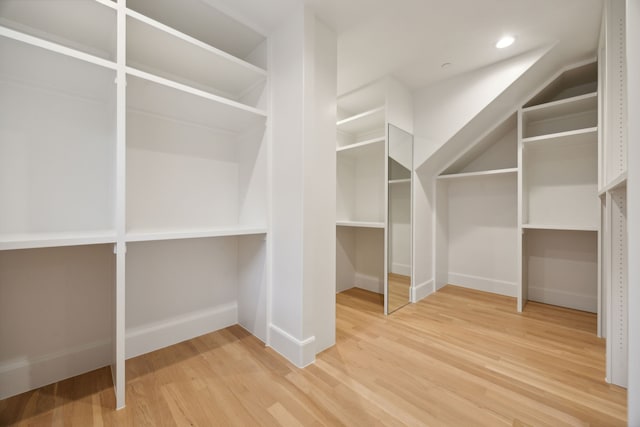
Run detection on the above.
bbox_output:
[496,36,515,49]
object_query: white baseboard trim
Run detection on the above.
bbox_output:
[391,262,411,276]
[528,287,597,313]
[448,272,517,297]
[126,303,238,359]
[0,339,111,400]
[354,272,383,294]
[268,324,315,368]
[412,279,434,302]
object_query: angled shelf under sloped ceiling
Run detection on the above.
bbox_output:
[524,61,598,107]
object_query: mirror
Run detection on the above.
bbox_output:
[386,124,413,314]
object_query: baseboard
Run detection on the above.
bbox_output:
[354,272,383,294]
[126,303,238,359]
[0,339,111,400]
[528,287,597,313]
[268,324,315,368]
[391,263,411,276]
[412,279,434,302]
[448,273,517,297]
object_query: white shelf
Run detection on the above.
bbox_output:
[0,231,117,251]
[599,172,628,195]
[337,137,385,153]
[127,0,265,61]
[336,221,385,229]
[337,106,385,135]
[522,224,598,232]
[438,168,518,180]
[126,10,266,102]
[126,69,267,132]
[522,127,598,146]
[0,0,116,61]
[522,92,597,119]
[0,25,117,71]
[126,226,267,243]
[389,179,411,185]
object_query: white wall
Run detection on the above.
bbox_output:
[626,0,640,422]
[270,6,336,367]
[447,175,518,296]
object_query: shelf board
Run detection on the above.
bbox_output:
[337,136,385,153]
[437,168,518,180]
[599,171,628,196]
[126,69,267,132]
[522,127,597,146]
[389,179,411,184]
[0,230,117,251]
[126,226,267,243]
[522,224,598,232]
[522,92,597,121]
[0,0,116,62]
[336,106,385,135]
[126,10,266,101]
[336,221,385,229]
[0,25,117,71]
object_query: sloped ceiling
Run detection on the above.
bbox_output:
[212,0,604,96]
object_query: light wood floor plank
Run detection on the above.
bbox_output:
[0,285,627,426]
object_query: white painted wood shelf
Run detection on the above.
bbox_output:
[522,224,598,232]
[522,127,598,146]
[337,106,385,135]
[126,226,267,243]
[522,92,597,121]
[126,10,266,103]
[389,179,411,185]
[599,171,628,196]
[336,221,385,229]
[0,231,117,251]
[126,69,267,132]
[336,136,385,153]
[437,168,517,180]
[0,0,117,61]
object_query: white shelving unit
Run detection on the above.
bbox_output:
[435,114,519,298]
[519,60,600,314]
[0,0,269,409]
[599,0,628,388]
[336,83,388,296]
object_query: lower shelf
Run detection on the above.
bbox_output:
[0,230,117,251]
[125,226,267,242]
[336,221,384,229]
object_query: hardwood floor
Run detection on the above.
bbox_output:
[0,286,627,426]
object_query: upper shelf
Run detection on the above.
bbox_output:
[336,137,385,160]
[0,0,116,61]
[599,172,628,196]
[126,11,266,103]
[126,70,266,133]
[522,127,598,148]
[336,221,385,229]
[522,92,598,138]
[337,106,385,136]
[127,0,265,64]
[0,35,115,104]
[524,61,597,107]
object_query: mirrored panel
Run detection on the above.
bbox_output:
[386,124,412,314]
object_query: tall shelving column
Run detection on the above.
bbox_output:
[121,0,269,407]
[0,0,119,402]
[518,61,600,313]
[335,87,386,294]
[599,0,627,388]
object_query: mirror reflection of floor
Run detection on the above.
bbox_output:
[388,273,410,313]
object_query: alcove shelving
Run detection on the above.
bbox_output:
[519,60,599,314]
[336,83,387,294]
[0,0,270,408]
[435,113,518,297]
[0,1,118,400]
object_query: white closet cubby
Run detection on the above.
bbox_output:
[0,0,269,408]
[435,114,518,296]
[518,60,599,313]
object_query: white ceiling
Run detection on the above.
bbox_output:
[213,0,604,96]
